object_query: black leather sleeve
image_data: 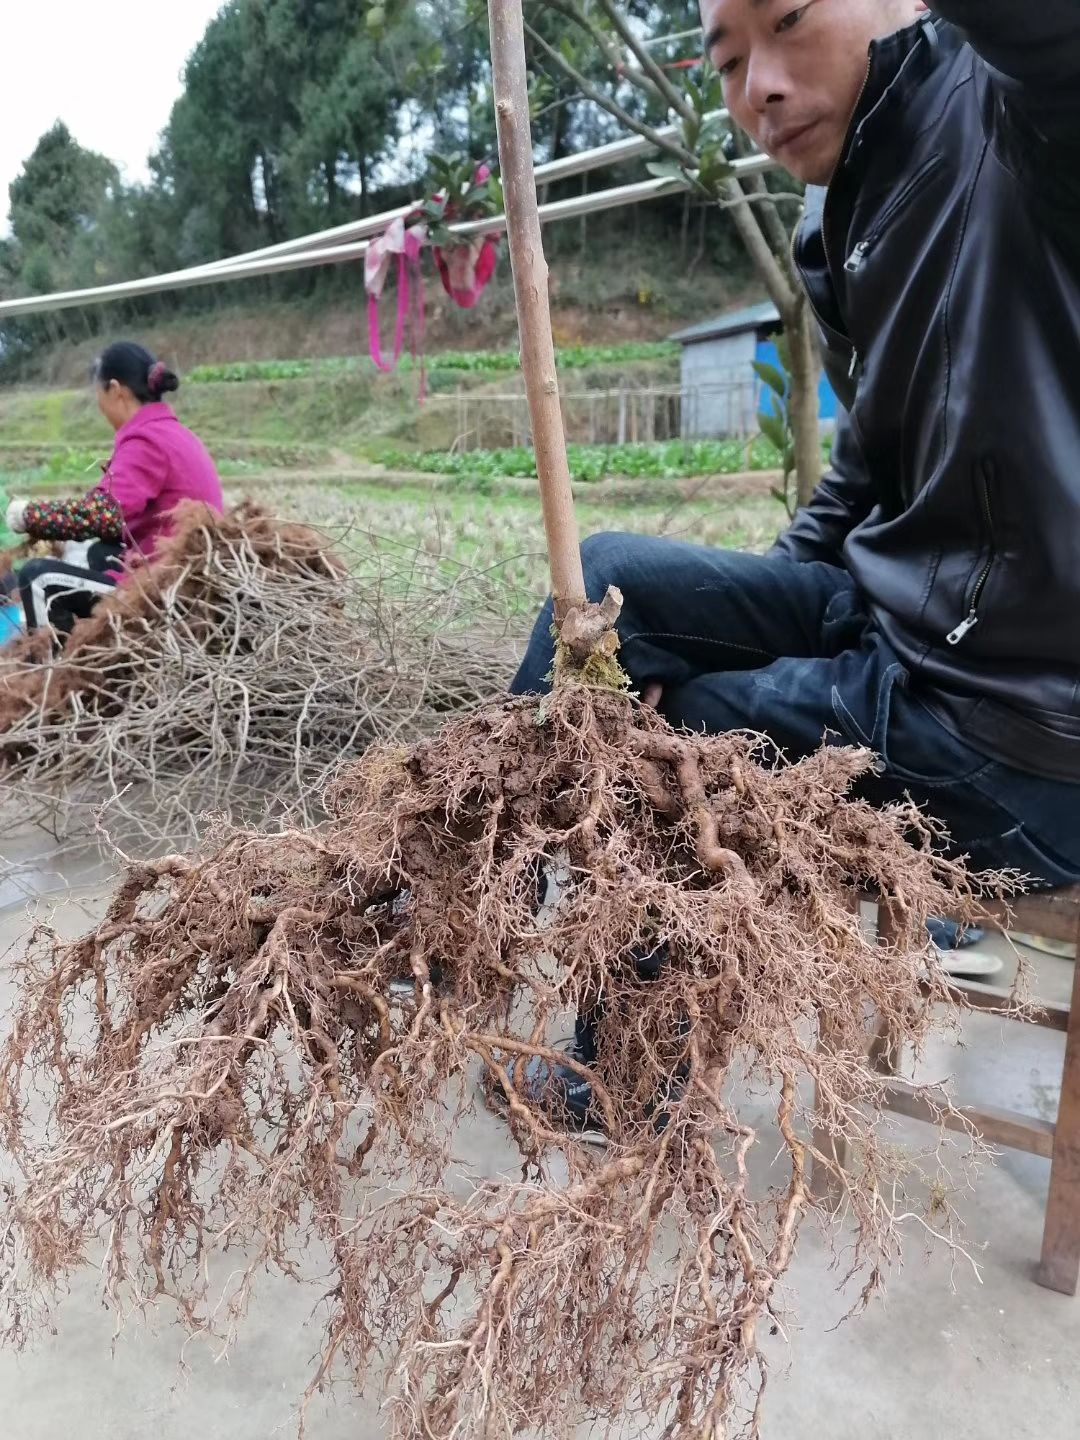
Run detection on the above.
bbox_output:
[768,403,875,568]
[932,1,1080,139]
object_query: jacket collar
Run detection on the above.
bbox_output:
[844,18,945,172]
[116,401,173,442]
[800,19,950,254]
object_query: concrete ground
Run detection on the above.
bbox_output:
[0,823,1076,1440]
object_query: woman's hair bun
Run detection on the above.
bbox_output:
[148,361,180,398]
[95,343,181,402]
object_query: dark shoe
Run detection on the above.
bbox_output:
[488,1037,688,1147]
[489,1039,608,1146]
[389,962,443,998]
[926,917,985,951]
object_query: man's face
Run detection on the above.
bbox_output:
[701,0,926,185]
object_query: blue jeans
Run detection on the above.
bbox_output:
[513,534,1080,887]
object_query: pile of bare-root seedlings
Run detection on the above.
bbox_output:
[0,499,516,847]
[0,5,1017,1436]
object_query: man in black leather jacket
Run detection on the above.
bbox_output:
[502,0,1080,1140]
[514,0,1080,892]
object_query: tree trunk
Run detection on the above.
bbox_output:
[260,152,283,240]
[549,103,564,163]
[786,297,823,509]
[689,202,707,275]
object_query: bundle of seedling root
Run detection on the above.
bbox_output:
[0,499,510,842]
[0,6,1012,1436]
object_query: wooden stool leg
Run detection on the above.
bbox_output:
[869,902,902,1077]
[868,1016,900,1077]
[1039,928,1080,1295]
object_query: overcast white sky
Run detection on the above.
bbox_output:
[1,2,223,229]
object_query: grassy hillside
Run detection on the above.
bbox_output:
[0,340,689,492]
[0,324,788,608]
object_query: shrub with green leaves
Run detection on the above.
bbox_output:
[382,437,807,483]
[754,338,801,517]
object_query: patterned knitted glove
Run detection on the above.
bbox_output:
[21,489,125,543]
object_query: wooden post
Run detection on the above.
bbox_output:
[1039,922,1080,1294]
[868,902,902,1076]
[617,388,627,445]
[489,0,585,620]
[810,1009,849,1208]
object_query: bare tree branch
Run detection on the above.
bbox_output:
[720,177,798,316]
[494,0,587,616]
[726,126,799,284]
[734,173,800,289]
[525,21,698,168]
[533,0,668,107]
[590,0,698,125]
[716,190,805,210]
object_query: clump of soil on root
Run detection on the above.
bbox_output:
[0,681,1011,1437]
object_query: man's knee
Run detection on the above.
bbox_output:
[16,559,50,585]
[580,531,639,599]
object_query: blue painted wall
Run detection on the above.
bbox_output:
[755,338,838,422]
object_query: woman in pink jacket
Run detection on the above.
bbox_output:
[3,342,224,635]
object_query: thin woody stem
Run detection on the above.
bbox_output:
[490,0,586,618]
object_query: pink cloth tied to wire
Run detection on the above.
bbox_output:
[364,165,500,380]
[432,234,499,308]
[364,216,428,376]
[432,163,498,309]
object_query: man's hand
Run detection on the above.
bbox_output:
[641,683,663,709]
[5,499,29,534]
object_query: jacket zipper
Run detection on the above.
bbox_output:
[844,153,945,273]
[810,53,873,383]
[947,473,995,646]
[806,22,933,377]
[820,54,872,285]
